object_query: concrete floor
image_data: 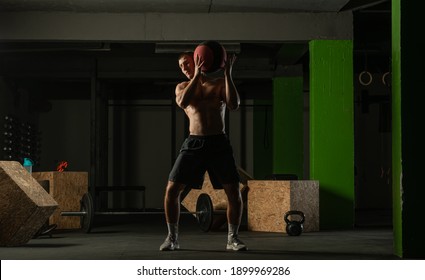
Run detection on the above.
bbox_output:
[0,214,397,260]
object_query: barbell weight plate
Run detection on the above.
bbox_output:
[196,193,213,232]
[80,192,94,233]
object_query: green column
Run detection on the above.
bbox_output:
[392,0,425,258]
[392,0,402,258]
[309,40,354,229]
[273,77,303,179]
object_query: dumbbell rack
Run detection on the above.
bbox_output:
[1,115,41,165]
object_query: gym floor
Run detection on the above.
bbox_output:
[0,212,396,260]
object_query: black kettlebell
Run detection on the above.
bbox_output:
[284,210,305,236]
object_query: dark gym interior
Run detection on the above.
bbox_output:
[1,0,423,266]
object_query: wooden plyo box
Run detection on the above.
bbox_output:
[32,172,88,229]
[247,180,319,233]
[0,161,58,246]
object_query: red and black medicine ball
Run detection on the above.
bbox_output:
[193,40,227,73]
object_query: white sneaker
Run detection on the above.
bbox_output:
[226,237,247,251]
[159,236,180,251]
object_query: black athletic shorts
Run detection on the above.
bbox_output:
[168,134,240,189]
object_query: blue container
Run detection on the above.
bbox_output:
[23,158,34,174]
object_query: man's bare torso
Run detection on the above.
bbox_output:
[178,76,226,136]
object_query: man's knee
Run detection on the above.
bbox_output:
[166,181,185,197]
[223,183,242,202]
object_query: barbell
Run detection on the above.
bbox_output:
[61,192,223,233]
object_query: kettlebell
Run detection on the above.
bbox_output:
[284,210,305,236]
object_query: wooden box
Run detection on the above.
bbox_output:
[0,161,58,246]
[32,171,88,229]
[247,180,319,233]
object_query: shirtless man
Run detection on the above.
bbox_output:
[159,51,247,251]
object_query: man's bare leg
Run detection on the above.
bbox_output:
[159,181,185,251]
[223,183,247,251]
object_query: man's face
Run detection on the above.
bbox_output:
[178,54,194,80]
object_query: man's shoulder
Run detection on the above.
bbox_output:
[176,81,189,88]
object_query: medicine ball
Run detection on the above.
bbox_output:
[193,40,227,73]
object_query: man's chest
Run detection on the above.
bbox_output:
[195,81,222,99]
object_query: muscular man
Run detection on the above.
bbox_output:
[159,51,246,251]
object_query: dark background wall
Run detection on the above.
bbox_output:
[0,1,392,218]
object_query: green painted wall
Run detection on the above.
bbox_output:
[253,99,273,180]
[272,77,303,179]
[309,40,354,229]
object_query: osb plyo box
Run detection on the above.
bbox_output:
[247,180,319,233]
